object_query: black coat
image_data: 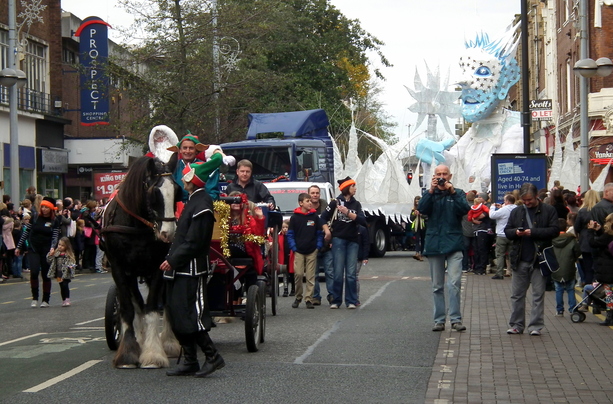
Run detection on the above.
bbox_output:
[163,188,215,279]
[587,229,613,284]
[504,202,559,269]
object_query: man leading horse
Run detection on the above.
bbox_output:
[159,151,227,378]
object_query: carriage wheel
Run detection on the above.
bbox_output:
[570,311,586,323]
[256,280,267,343]
[245,285,261,352]
[104,284,121,351]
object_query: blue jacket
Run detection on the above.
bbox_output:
[417,188,470,256]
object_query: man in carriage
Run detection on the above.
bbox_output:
[159,150,229,378]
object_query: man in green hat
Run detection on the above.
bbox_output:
[159,157,226,378]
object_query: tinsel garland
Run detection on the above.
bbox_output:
[213,197,266,258]
[213,200,231,257]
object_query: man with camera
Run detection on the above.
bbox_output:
[504,182,558,336]
[417,165,471,332]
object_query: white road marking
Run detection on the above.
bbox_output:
[75,317,104,325]
[23,360,103,393]
[70,327,105,331]
[0,333,48,347]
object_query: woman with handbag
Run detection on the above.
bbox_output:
[320,177,367,309]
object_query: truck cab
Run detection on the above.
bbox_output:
[221,109,335,184]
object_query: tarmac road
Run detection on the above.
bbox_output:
[0,251,435,404]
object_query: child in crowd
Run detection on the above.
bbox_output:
[47,237,77,307]
[11,219,23,278]
[278,219,295,297]
[467,195,490,223]
[356,224,370,306]
[551,218,581,316]
[287,193,323,309]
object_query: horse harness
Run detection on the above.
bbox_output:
[101,172,177,236]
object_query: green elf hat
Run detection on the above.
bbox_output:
[167,131,208,153]
[181,153,223,188]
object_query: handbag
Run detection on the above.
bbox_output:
[66,219,77,238]
[537,245,560,277]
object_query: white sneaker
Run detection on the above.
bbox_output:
[347,304,357,309]
[40,302,49,308]
[31,300,38,308]
[330,304,339,309]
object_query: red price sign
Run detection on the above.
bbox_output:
[93,172,127,200]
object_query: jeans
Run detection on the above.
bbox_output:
[12,254,23,277]
[428,251,463,324]
[314,249,334,302]
[462,236,475,271]
[555,280,577,313]
[331,238,358,306]
[509,260,546,333]
[313,249,330,300]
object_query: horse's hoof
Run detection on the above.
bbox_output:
[117,364,138,369]
[140,364,161,369]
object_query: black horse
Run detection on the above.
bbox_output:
[102,155,182,369]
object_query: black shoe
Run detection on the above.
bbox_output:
[283,289,288,297]
[166,361,199,376]
[312,298,321,306]
[292,299,300,308]
[306,301,314,309]
[491,275,504,280]
[194,354,225,378]
[289,290,295,297]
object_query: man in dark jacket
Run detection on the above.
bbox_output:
[417,165,470,332]
[225,159,275,208]
[591,182,613,226]
[504,182,559,336]
[160,155,225,378]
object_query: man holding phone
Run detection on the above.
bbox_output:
[504,183,558,336]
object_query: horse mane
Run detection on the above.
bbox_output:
[118,156,156,217]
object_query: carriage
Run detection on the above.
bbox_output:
[103,189,283,358]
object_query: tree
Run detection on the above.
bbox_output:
[114,0,392,146]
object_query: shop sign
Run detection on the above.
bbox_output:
[41,149,68,173]
[93,172,127,200]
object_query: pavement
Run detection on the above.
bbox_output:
[425,269,612,404]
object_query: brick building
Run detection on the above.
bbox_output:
[0,1,142,202]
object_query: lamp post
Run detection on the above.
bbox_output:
[573,57,613,193]
[1,0,27,202]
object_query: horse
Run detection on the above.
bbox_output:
[102,155,182,369]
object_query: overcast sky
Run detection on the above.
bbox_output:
[60,0,520,139]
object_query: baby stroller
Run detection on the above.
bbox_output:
[570,283,607,323]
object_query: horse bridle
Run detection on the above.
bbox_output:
[105,172,177,234]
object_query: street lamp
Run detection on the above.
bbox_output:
[573,57,613,193]
[0,67,27,202]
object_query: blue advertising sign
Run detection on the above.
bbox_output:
[75,17,112,126]
[491,154,548,204]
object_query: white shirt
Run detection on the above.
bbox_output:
[489,203,517,237]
